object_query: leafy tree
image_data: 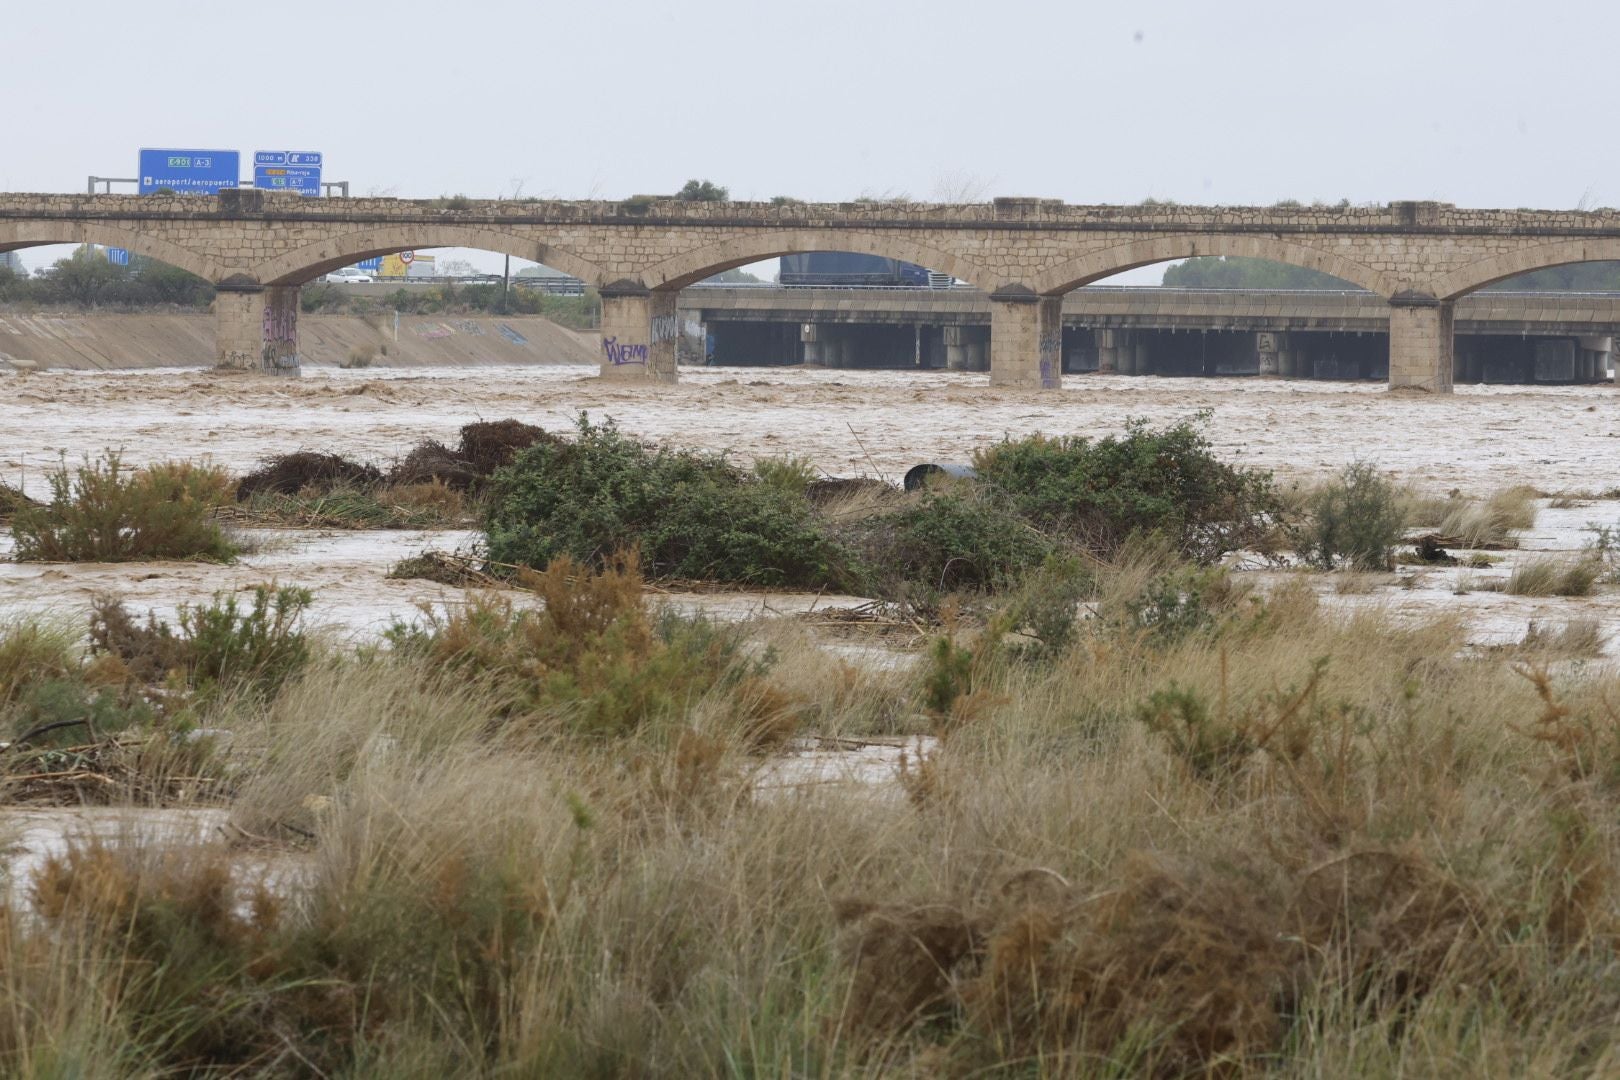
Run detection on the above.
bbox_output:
[1485,262,1620,291]
[676,179,728,202]
[704,268,763,284]
[1161,257,1354,290]
[46,247,126,306]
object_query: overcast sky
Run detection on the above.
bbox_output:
[6,0,1617,278]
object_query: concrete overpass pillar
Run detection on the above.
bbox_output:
[944,324,969,371]
[1096,329,1118,374]
[1387,294,1454,393]
[989,291,1063,389]
[599,284,678,383]
[966,333,988,372]
[1256,332,1279,376]
[1278,339,1297,377]
[214,280,300,376]
[1134,340,1150,376]
[801,323,823,365]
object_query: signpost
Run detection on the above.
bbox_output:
[106,248,130,267]
[253,150,323,196]
[356,257,382,272]
[137,149,240,195]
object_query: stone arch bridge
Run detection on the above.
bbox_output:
[5,189,1620,391]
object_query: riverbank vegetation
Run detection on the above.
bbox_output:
[3,537,1620,1074]
[4,415,1620,1075]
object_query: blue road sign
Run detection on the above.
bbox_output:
[138,148,239,195]
[355,257,383,272]
[106,248,130,266]
[253,149,323,197]
[254,166,321,196]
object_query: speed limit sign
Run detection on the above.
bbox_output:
[399,250,415,264]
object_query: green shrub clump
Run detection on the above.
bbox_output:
[838,491,1053,598]
[10,454,236,562]
[1297,462,1407,570]
[484,417,848,588]
[387,553,772,739]
[973,416,1281,563]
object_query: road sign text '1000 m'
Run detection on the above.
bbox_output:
[137,149,240,195]
[254,151,323,196]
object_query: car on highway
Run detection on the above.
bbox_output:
[324,267,374,284]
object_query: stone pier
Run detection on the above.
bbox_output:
[989,292,1062,388]
[213,280,300,376]
[1388,295,1454,393]
[599,286,677,382]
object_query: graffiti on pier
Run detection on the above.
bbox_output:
[602,336,648,365]
[650,313,680,344]
[453,320,485,336]
[1038,331,1062,388]
[497,324,528,345]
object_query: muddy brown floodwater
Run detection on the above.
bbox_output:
[5,365,1618,497]
[3,366,1619,659]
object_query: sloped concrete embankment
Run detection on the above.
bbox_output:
[0,311,598,370]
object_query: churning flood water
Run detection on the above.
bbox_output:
[3,363,1619,889]
[3,363,1619,654]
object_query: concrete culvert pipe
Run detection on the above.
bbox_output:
[903,463,978,492]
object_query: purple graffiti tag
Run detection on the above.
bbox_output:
[602,336,648,365]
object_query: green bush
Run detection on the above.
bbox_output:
[838,490,1053,599]
[973,417,1281,563]
[484,417,848,587]
[91,586,313,699]
[1297,462,1406,570]
[386,554,763,738]
[10,454,237,563]
[0,615,80,707]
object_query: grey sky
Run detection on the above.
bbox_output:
[5,0,1615,279]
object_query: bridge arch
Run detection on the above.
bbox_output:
[0,221,223,282]
[1031,233,1397,297]
[639,230,990,291]
[254,225,609,286]
[1432,239,1620,300]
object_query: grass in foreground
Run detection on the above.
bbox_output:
[4,548,1620,1076]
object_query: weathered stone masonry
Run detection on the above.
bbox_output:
[5,190,1620,390]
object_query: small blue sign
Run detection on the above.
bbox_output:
[138,148,240,195]
[355,257,383,272]
[254,165,322,197]
[253,149,323,197]
[107,248,130,266]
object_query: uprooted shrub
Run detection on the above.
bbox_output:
[386,552,779,739]
[1296,461,1407,570]
[0,481,42,521]
[483,416,850,587]
[235,450,382,499]
[389,419,556,490]
[10,454,237,562]
[972,416,1283,563]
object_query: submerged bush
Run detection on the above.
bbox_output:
[484,416,849,587]
[90,585,313,699]
[836,490,1053,599]
[973,417,1282,563]
[10,454,237,562]
[1297,461,1406,570]
[387,552,768,738]
[1506,556,1604,597]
